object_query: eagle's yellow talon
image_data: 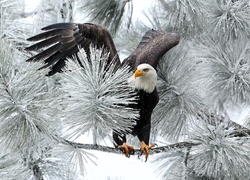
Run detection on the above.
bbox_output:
[140,141,155,161]
[118,143,134,157]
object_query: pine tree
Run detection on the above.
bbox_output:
[1,0,250,179]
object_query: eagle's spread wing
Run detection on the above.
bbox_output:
[25,23,121,75]
[122,29,180,70]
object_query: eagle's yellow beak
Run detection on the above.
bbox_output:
[134,69,144,78]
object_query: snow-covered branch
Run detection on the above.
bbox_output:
[61,139,199,156]
[59,120,250,157]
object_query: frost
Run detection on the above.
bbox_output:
[160,0,206,37]
[205,0,250,41]
[189,121,250,179]
[0,39,63,179]
[82,0,133,33]
[190,36,250,113]
[59,47,138,143]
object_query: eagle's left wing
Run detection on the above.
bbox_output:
[122,29,180,70]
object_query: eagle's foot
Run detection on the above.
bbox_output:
[140,141,156,162]
[118,143,134,158]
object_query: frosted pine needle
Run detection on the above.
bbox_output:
[189,121,250,179]
[205,0,250,41]
[0,39,61,161]
[191,36,250,112]
[59,47,138,142]
[162,0,205,36]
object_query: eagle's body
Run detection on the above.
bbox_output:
[128,64,159,145]
[25,23,180,160]
[131,88,159,144]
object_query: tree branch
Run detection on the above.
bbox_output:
[33,164,44,180]
[57,120,250,157]
[51,113,250,160]
[61,139,199,156]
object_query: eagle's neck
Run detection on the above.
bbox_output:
[128,74,157,93]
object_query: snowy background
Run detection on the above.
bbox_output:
[1,0,250,179]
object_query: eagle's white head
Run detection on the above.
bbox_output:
[128,63,157,93]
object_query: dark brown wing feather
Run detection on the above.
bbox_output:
[25,22,121,75]
[122,29,180,70]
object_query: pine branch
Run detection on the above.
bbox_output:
[199,111,250,137]
[160,0,206,37]
[82,0,133,34]
[205,0,250,41]
[56,116,250,158]
[61,139,199,156]
[33,164,44,180]
[60,123,250,156]
[183,147,191,180]
[228,126,250,137]
[187,115,250,179]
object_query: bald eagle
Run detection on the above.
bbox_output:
[25,23,180,160]
[114,63,159,160]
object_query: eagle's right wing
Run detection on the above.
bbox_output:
[25,23,121,75]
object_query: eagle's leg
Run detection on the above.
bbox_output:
[140,141,156,161]
[113,132,134,157]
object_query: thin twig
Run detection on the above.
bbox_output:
[33,164,44,180]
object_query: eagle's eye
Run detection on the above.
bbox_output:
[143,68,149,72]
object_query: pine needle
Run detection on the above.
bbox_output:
[59,47,138,143]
